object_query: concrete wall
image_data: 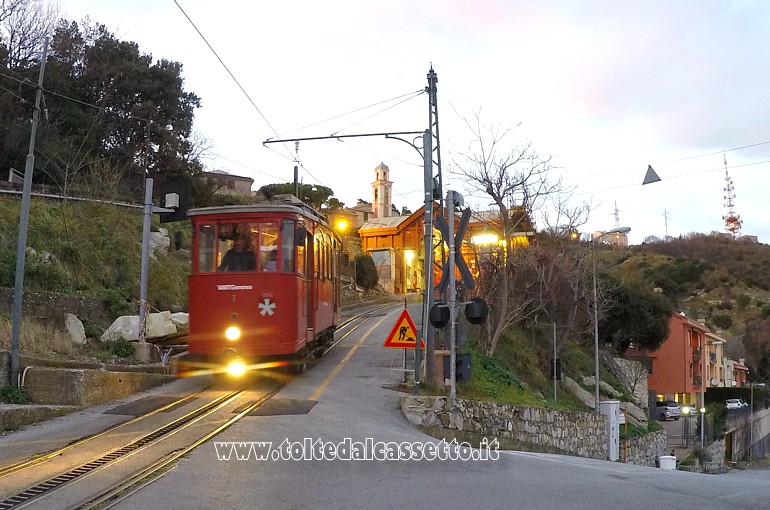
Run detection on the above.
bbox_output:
[725,407,770,463]
[748,408,770,460]
[23,368,173,407]
[400,396,608,460]
[0,350,8,386]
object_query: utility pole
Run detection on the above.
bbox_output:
[417,131,432,395]
[10,38,49,388]
[446,190,458,399]
[425,67,442,383]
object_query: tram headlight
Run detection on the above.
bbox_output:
[225,326,241,341]
[226,359,246,377]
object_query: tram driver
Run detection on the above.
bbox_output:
[219,236,257,272]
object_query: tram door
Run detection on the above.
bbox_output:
[307,229,316,342]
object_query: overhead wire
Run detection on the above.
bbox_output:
[578,140,770,180]
[172,0,295,162]
[0,69,152,123]
[278,89,425,137]
[329,91,424,136]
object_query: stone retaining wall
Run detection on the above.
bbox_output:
[400,396,608,460]
[0,288,109,327]
[623,430,667,466]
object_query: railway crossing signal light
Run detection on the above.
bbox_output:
[434,208,474,292]
[429,302,450,328]
[464,298,488,325]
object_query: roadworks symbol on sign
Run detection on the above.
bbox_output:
[383,309,425,349]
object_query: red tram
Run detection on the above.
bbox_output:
[181,195,341,376]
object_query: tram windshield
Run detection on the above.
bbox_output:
[194,219,302,274]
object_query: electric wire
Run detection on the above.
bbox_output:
[0,83,29,104]
[335,138,422,168]
[0,69,152,123]
[172,0,295,162]
[579,140,770,180]
[330,92,424,136]
[279,89,425,137]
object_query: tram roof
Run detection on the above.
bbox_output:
[188,195,327,225]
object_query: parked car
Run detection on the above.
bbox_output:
[655,400,682,421]
[726,398,749,410]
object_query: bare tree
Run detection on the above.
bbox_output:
[1,0,59,68]
[620,356,650,402]
[0,0,26,24]
[450,111,589,355]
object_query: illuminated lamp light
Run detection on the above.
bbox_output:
[225,326,241,341]
[226,359,246,377]
[405,250,415,264]
[471,233,499,246]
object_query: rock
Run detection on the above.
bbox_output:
[101,315,140,342]
[170,312,189,326]
[563,376,596,409]
[100,312,177,342]
[150,228,170,258]
[64,313,86,345]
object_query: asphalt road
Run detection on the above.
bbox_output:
[109,303,770,510]
[5,302,769,509]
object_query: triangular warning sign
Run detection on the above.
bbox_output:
[383,309,424,349]
[643,165,661,185]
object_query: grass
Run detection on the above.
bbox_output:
[0,315,141,364]
[0,315,78,357]
[0,196,189,318]
[438,327,592,413]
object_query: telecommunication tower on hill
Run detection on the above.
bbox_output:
[722,155,742,239]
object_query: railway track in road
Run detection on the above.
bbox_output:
[0,304,399,510]
[0,387,211,480]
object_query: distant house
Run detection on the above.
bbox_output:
[630,312,707,408]
[203,170,253,198]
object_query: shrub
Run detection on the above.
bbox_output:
[105,338,135,358]
[355,254,378,290]
[103,287,134,320]
[693,445,713,464]
[711,313,733,330]
[1,385,28,404]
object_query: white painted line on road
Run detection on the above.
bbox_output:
[500,450,646,473]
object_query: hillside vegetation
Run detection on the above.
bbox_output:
[624,235,770,336]
[0,195,190,324]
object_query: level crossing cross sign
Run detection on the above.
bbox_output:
[383,309,425,349]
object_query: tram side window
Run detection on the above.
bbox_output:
[197,223,217,273]
[296,225,307,277]
[324,234,332,280]
[280,220,296,272]
[260,222,278,271]
[313,234,320,278]
[218,222,256,272]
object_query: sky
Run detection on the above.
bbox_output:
[59,1,770,245]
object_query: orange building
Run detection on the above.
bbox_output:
[644,313,708,407]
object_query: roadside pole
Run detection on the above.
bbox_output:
[10,39,49,388]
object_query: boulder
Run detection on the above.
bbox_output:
[170,312,189,326]
[64,313,86,345]
[100,312,177,342]
[150,228,170,258]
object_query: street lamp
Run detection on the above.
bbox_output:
[592,226,631,413]
[750,382,766,466]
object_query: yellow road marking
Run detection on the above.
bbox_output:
[310,314,390,401]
